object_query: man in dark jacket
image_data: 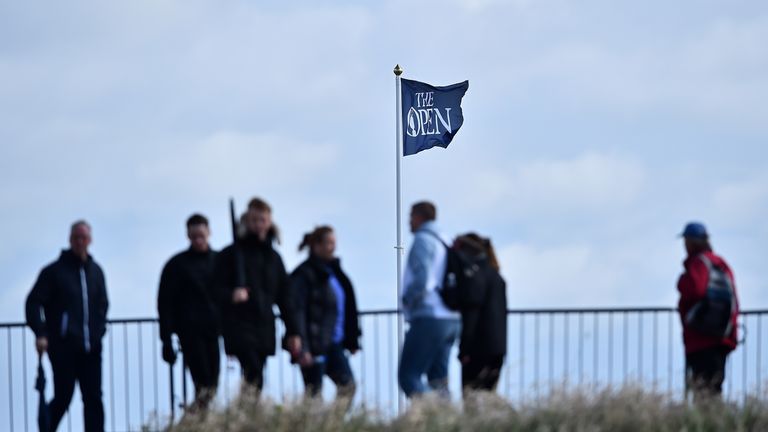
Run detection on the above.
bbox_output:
[291,226,362,400]
[677,222,739,400]
[213,197,301,393]
[26,220,109,432]
[157,214,220,410]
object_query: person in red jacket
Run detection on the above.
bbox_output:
[677,222,739,400]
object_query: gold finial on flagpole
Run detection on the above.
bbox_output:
[393,64,403,76]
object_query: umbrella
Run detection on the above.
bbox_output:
[35,355,50,432]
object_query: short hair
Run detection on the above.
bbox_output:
[70,220,91,235]
[411,201,436,221]
[298,225,334,252]
[186,213,209,228]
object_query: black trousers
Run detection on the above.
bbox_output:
[300,343,355,398]
[687,345,730,398]
[235,348,267,390]
[48,342,104,432]
[179,333,220,394]
[462,355,504,393]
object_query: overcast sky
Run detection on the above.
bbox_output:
[1,0,767,323]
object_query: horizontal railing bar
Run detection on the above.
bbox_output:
[2,308,767,328]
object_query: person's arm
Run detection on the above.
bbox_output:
[288,268,311,363]
[677,257,708,321]
[26,267,53,354]
[275,255,301,355]
[97,265,109,337]
[157,260,179,364]
[459,268,489,361]
[402,234,432,309]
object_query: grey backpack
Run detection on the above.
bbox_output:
[684,254,736,338]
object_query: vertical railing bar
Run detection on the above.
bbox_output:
[67,409,71,432]
[757,314,762,397]
[152,324,159,431]
[742,316,748,406]
[667,311,673,396]
[638,313,643,384]
[652,312,658,390]
[608,312,613,388]
[623,312,628,384]
[505,313,512,398]
[593,313,599,388]
[374,316,380,410]
[578,312,583,386]
[563,312,569,388]
[388,313,394,416]
[138,323,145,425]
[109,325,115,432]
[124,324,130,431]
[278,322,285,402]
[548,313,554,392]
[519,313,524,403]
[8,328,14,432]
[23,329,29,432]
[360,318,366,408]
[534,314,539,401]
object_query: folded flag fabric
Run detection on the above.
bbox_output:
[401,78,469,156]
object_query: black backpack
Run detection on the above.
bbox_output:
[422,231,482,311]
[684,254,736,338]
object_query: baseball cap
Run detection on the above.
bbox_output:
[680,222,708,239]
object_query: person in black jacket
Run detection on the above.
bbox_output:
[454,233,507,393]
[157,213,220,410]
[213,197,301,394]
[25,220,109,432]
[291,226,362,400]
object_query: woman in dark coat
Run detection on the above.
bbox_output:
[213,197,301,393]
[290,226,361,400]
[455,233,507,393]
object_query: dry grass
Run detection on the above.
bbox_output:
[153,385,768,432]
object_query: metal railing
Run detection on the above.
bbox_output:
[1,308,766,431]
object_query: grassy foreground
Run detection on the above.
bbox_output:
[158,386,768,432]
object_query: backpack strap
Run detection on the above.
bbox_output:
[419,229,449,249]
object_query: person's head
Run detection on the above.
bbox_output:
[410,201,436,233]
[298,226,336,261]
[455,232,500,271]
[245,197,280,243]
[681,221,712,255]
[69,220,92,261]
[186,213,210,253]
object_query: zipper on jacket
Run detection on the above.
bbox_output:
[80,267,91,352]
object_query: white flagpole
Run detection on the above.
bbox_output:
[394,64,404,411]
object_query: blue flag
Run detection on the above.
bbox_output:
[401,78,468,156]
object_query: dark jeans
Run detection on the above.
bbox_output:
[462,355,504,393]
[236,348,267,390]
[398,317,461,398]
[179,333,220,404]
[687,345,730,399]
[300,343,355,399]
[48,342,104,432]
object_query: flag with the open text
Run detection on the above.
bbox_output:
[401,78,468,156]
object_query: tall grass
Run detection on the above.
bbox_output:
[156,385,768,432]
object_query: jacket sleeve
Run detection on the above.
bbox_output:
[275,255,300,337]
[677,257,708,320]
[26,267,53,338]
[157,260,176,344]
[459,267,490,358]
[288,269,309,350]
[97,266,109,337]
[402,235,431,309]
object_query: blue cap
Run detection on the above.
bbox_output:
[680,222,708,239]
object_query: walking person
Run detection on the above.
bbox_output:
[290,226,362,401]
[25,220,109,432]
[677,222,739,400]
[453,233,507,394]
[398,201,461,398]
[213,197,301,395]
[157,213,220,411]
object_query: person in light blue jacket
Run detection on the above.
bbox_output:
[398,201,461,398]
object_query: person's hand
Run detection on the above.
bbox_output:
[232,287,249,304]
[460,355,471,365]
[298,352,313,368]
[35,336,48,355]
[286,336,302,356]
[162,342,177,365]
